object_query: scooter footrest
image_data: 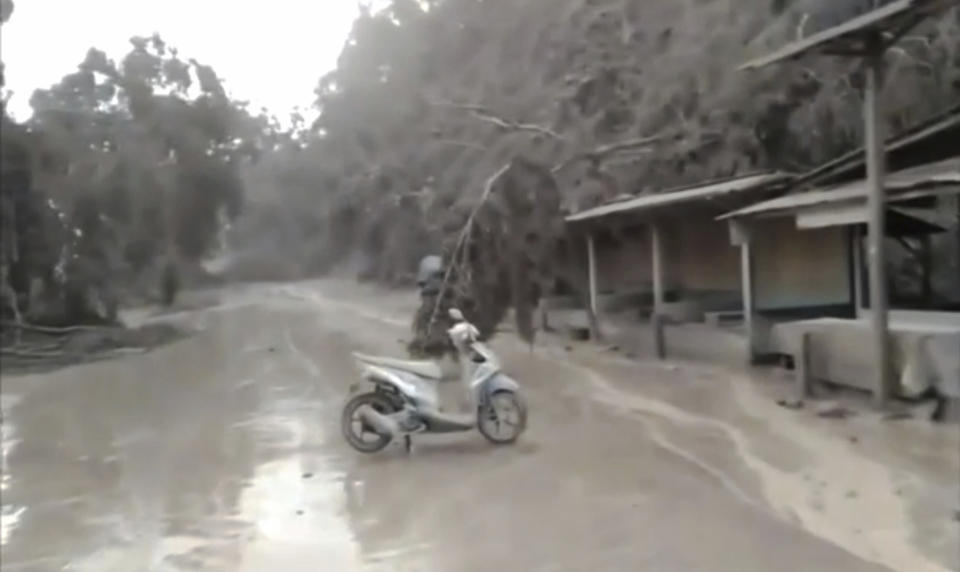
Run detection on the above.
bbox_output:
[419,410,475,433]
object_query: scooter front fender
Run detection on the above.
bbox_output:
[481,373,520,399]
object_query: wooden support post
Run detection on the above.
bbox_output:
[741,240,757,362]
[587,234,598,318]
[795,332,812,399]
[652,312,666,360]
[864,42,892,406]
[851,226,864,318]
[651,223,665,315]
[730,219,757,363]
[920,235,932,307]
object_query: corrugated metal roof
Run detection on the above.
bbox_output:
[565,172,794,223]
[720,157,960,219]
[796,104,960,187]
[739,0,950,70]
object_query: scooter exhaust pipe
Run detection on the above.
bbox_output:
[356,405,399,439]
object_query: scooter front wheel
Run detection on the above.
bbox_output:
[477,390,527,444]
[342,392,396,453]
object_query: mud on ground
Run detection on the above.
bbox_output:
[1,279,957,572]
[0,289,224,375]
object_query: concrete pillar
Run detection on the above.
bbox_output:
[651,222,665,315]
[864,43,892,405]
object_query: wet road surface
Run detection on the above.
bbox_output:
[2,281,957,571]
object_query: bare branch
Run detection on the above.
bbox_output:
[900,35,932,49]
[469,109,566,141]
[800,67,821,83]
[427,96,678,176]
[552,132,674,174]
[432,138,485,151]
[591,133,674,158]
[796,13,810,41]
[425,98,487,113]
[602,151,655,168]
[427,98,566,142]
[888,46,935,73]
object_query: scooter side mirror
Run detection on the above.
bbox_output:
[448,308,465,322]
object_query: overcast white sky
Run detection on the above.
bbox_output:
[1,0,365,121]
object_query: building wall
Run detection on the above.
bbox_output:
[666,219,741,293]
[583,215,851,313]
[753,218,850,310]
[591,218,742,310]
[594,226,652,293]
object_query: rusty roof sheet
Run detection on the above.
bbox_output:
[565,172,794,223]
[720,156,960,219]
[739,0,952,70]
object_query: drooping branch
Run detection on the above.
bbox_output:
[426,162,512,331]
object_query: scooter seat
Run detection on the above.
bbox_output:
[353,352,442,379]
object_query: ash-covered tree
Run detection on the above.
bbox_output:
[3,31,268,327]
[238,0,960,353]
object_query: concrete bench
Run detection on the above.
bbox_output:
[705,310,744,327]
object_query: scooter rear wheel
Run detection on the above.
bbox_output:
[342,392,397,453]
[477,390,527,444]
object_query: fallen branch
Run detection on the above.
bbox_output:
[10,340,68,352]
[426,162,512,332]
[1,347,74,359]
[0,346,148,363]
[1,320,114,335]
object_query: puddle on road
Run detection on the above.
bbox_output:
[237,454,360,570]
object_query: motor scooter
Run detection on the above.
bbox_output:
[342,308,527,453]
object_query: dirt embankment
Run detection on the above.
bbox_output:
[0,289,229,374]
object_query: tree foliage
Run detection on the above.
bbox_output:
[2,21,268,326]
[236,0,958,352]
[5,0,958,339]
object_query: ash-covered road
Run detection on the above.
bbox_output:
[1,281,956,571]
